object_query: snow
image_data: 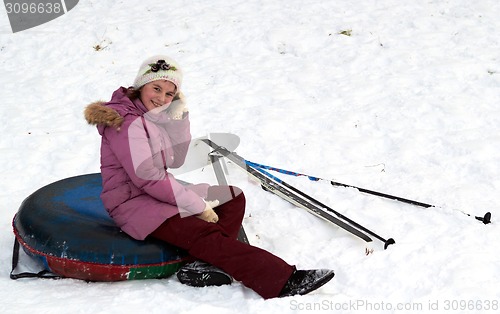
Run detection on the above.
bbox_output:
[1,0,500,313]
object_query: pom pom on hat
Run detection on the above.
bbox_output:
[133,55,183,91]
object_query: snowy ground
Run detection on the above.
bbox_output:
[1,0,500,313]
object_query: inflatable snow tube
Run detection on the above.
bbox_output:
[12,173,189,281]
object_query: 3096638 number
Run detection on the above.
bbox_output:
[5,2,62,14]
[444,300,498,311]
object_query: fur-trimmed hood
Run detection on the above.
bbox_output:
[84,87,148,133]
[84,101,124,130]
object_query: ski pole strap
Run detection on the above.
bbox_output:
[251,164,283,183]
[248,162,303,187]
[245,160,320,181]
[10,237,60,280]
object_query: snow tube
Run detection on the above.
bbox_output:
[12,173,189,281]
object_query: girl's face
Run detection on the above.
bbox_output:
[139,80,177,112]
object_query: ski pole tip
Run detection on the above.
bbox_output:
[384,238,396,250]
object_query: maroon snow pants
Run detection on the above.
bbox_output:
[150,185,295,299]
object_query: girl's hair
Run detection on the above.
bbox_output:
[126,87,141,100]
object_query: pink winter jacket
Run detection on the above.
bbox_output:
[85,87,209,240]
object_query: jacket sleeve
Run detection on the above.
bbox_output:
[104,116,206,216]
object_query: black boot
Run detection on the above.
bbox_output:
[279,269,335,297]
[177,261,233,287]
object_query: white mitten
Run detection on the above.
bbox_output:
[196,200,220,223]
[168,91,188,120]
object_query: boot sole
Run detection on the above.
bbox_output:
[177,269,233,287]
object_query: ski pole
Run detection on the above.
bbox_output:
[246,161,491,224]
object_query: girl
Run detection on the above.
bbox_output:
[84,55,334,299]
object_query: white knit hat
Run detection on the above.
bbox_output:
[133,55,183,90]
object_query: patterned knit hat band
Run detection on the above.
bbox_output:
[133,56,183,91]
